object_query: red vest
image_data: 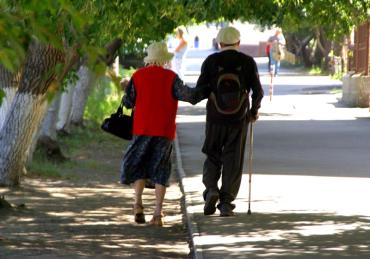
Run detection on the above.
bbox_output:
[132,66,178,140]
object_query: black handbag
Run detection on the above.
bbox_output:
[101,100,133,140]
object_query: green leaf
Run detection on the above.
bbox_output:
[0,89,5,106]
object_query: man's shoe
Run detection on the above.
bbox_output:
[217,203,235,217]
[204,190,219,215]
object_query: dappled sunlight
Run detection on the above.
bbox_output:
[259,75,342,87]
[179,171,370,257]
[232,174,370,216]
[175,40,370,258]
[193,212,370,257]
[181,175,204,214]
[260,94,370,121]
[294,222,361,236]
[0,175,189,258]
[14,217,36,223]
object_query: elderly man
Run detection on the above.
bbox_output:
[194,26,264,216]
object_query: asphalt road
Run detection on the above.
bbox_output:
[178,48,370,179]
[176,48,370,259]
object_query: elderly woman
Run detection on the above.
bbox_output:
[121,42,202,226]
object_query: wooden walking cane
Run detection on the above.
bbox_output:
[247,122,254,215]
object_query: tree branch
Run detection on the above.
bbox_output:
[102,38,123,66]
[315,28,328,55]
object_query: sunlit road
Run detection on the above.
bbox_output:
[179,47,370,179]
[176,46,370,259]
[176,47,370,259]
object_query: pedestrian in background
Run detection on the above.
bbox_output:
[173,28,188,78]
[192,27,264,216]
[265,41,271,71]
[120,42,201,226]
[194,35,199,48]
[267,29,286,76]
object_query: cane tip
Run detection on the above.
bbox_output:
[247,210,252,215]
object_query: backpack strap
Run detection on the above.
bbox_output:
[217,73,240,86]
[209,92,247,115]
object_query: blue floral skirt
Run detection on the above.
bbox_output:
[120,135,173,187]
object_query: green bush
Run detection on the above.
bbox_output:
[84,66,136,125]
[27,153,64,178]
[309,66,323,75]
[27,66,135,180]
[84,77,122,124]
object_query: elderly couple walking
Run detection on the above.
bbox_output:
[120,27,264,226]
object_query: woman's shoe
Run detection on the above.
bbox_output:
[149,214,164,227]
[133,204,145,224]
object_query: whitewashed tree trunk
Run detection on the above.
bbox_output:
[0,65,19,131]
[27,93,61,163]
[69,65,95,126]
[0,40,64,186]
[0,88,17,131]
[26,93,66,164]
[0,94,48,185]
[40,93,62,140]
[66,39,122,127]
[112,56,120,76]
[56,82,75,132]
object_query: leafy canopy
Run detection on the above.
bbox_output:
[274,0,369,39]
[0,0,369,71]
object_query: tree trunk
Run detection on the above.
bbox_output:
[29,93,67,163]
[41,93,62,141]
[0,93,48,185]
[56,82,75,133]
[68,39,122,127]
[341,36,350,74]
[0,40,64,186]
[313,28,332,70]
[0,88,17,131]
[0,65,19,131]
[284,33,314,67]
[69,65,95,126]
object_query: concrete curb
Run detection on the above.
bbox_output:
[174,135,203,259]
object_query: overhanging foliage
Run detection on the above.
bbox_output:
[0,0,369,71]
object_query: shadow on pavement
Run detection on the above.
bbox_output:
[193,212,370,258]
[0,178,189,258]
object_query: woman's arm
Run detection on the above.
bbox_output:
[123,78,136,108]
[172,76,210,105]
[175,39,187,52]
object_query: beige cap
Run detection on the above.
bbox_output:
[143,42,174,65]
[216,26,240,45]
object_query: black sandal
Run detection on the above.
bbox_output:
[133,204,145,224]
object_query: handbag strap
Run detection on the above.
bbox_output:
[116,96,125,115]
[117,95,134,116]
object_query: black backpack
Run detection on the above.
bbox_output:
[209,62,247,115]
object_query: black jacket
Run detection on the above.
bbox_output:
[195,48,264,124]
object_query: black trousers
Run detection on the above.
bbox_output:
[202,119,248,204]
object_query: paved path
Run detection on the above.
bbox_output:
[176,54,370,258]
[0,133,190,259]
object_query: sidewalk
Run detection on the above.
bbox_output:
[0,133,190,258]
[175,75,370,258]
